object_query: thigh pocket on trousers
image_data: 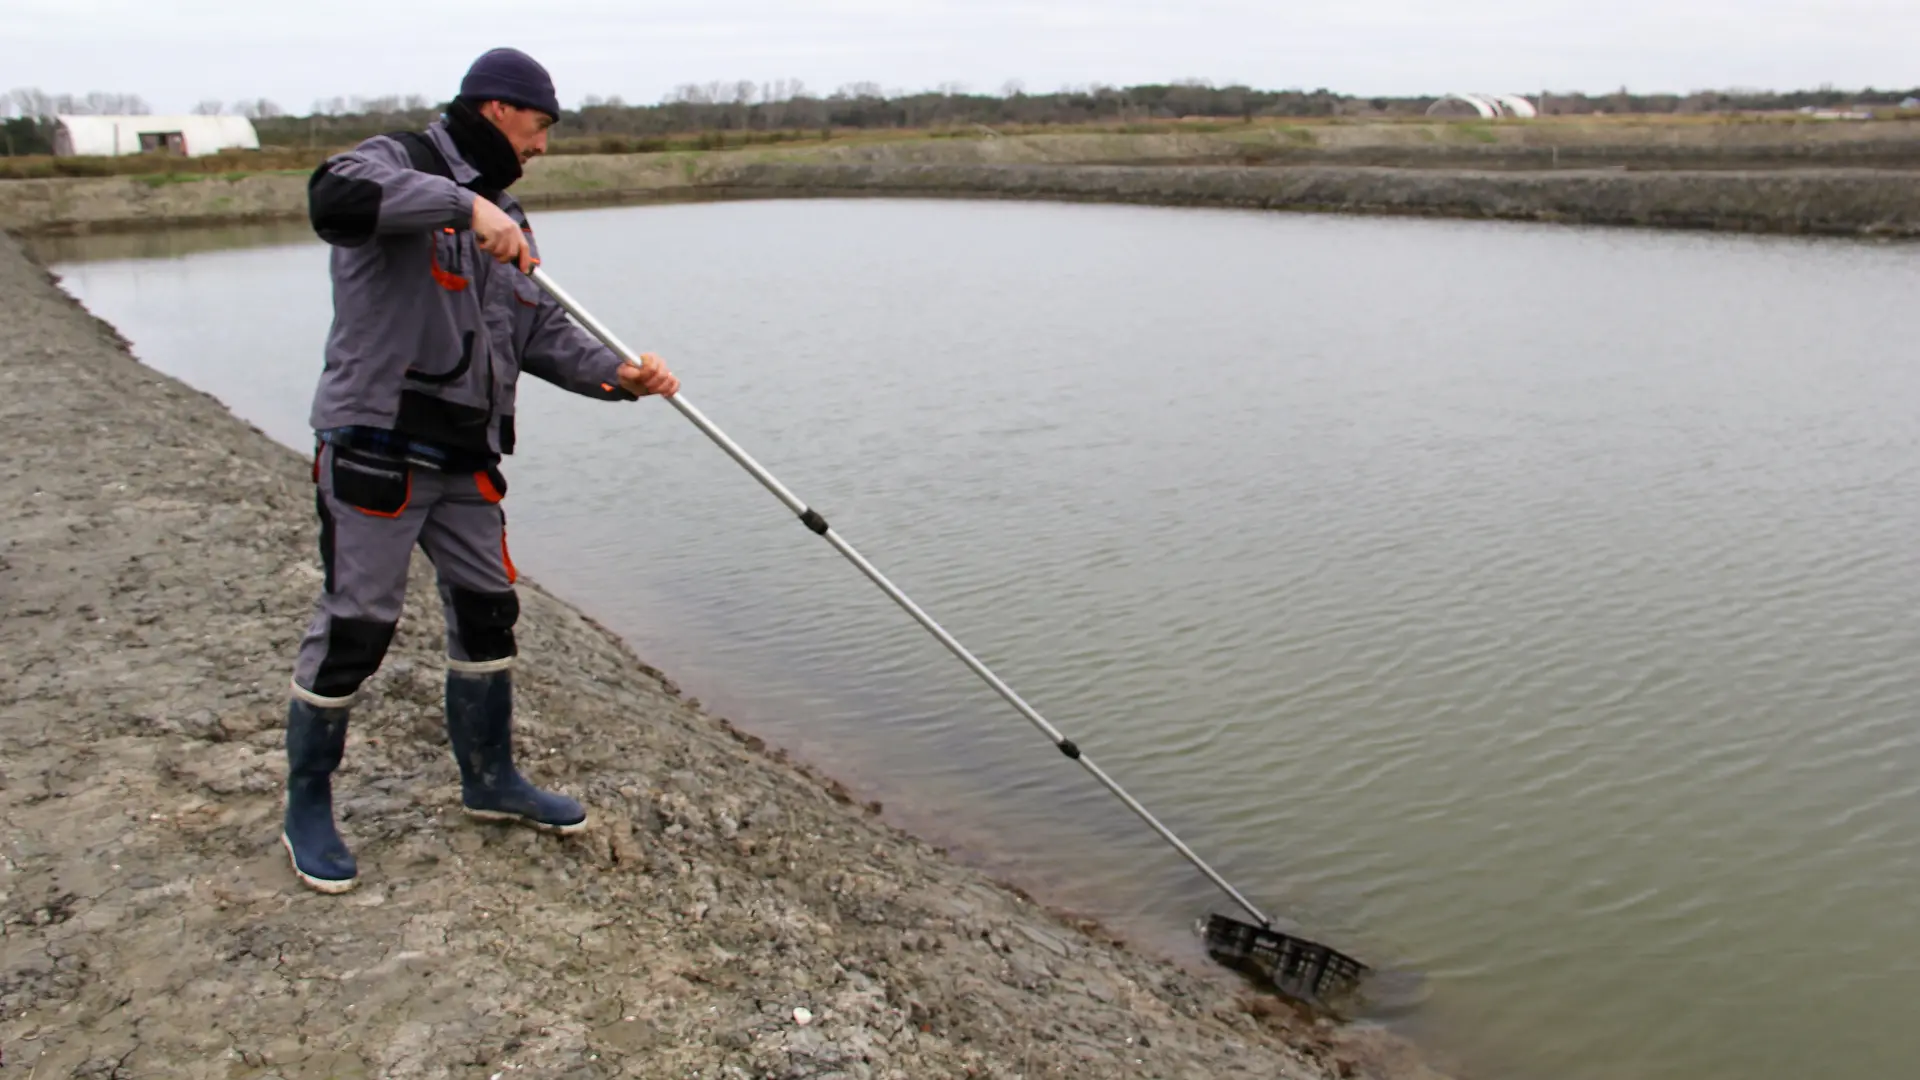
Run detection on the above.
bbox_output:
[330,447,412,517]
[474,464,507,504]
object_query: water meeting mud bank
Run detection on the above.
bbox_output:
[0,228,1453,1077]
[703,161,1920,238]
[6,123,1920,239]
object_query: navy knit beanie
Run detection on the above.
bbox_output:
[459,47,561,121]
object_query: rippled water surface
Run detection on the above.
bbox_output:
[44,200,1920,1080]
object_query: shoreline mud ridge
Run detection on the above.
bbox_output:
[5,129,1920,239]
[0,227,1453,1078]
[708,162,1920,238]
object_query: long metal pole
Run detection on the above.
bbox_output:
[528,265,1273,929]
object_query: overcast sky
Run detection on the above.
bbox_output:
[10,0,1917,115]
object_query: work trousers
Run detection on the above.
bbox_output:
[290,441,520,706]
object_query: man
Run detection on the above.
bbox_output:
[283,47,679,894]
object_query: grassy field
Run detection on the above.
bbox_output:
[6,112,1920,183]
[0,128,831,180]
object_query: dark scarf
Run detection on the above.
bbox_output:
[445,97,523,196]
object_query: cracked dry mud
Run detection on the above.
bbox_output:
[0,230,1449,1080]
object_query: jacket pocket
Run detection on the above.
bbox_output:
[330,446,411,517]
[406,330,475,385]
[430,227,470,292]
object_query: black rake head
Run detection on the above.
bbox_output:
[1203,913,1369,1006]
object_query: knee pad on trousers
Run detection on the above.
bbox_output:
[305,617,396,701]
[450,588,519,663]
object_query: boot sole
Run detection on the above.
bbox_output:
[281,832,358,894]
[463,806,591,835]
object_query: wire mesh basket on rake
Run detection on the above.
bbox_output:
[1203,913,1369,1006]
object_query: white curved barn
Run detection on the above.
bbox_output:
[52,115,260,157]
[1426,93,1539,119]
[1489,94,1539,118]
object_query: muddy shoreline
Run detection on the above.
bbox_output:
[705,162,1920,238]
[6,130,1920,239]
[0,228,1454,1078]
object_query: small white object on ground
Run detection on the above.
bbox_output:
[793,1006,814,1026]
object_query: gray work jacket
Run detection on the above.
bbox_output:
[305,120,631,459]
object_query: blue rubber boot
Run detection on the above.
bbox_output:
[281,697,358,894]
[445,668,588,834]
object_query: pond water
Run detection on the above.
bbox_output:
[42,198,1920,1080]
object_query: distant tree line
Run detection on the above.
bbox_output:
[251,81,1920,152]
[4,80,1918,157]
[3,89,154,155]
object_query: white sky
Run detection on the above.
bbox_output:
[8,0,1917,115]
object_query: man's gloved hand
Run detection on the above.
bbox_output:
[617,352,680,398]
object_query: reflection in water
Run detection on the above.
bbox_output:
[30,219,319,265]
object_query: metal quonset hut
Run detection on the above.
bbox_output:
[1425,93,1539,119]
[51,115,261,157]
